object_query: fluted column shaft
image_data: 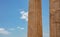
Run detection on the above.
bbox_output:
[28,0,42,37]
[50,0,60,37]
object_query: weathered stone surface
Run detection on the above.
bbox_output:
[28,0,42,37]
[50,0,60,37]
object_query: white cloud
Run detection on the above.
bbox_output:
[17,26,21,29]
[17,26,24,30]
[20,11,28,21]
[43,32,49,37]
[0,28,11,35]
[20,28,24,30]
[8,27,24,31]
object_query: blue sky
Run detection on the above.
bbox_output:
[0,0,49,37]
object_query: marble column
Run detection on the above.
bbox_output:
[28,0,42,37]
[50,0,60,37]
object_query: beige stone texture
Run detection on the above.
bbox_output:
[50,0,60,37]
[28,0,42,37]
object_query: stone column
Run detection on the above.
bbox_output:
[50,0,60,37]
[28,0,42,37]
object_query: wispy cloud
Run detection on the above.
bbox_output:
[20,11,28,21]
[8,27,24,31]
[0,28,11,35]
[17,26,24,30]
